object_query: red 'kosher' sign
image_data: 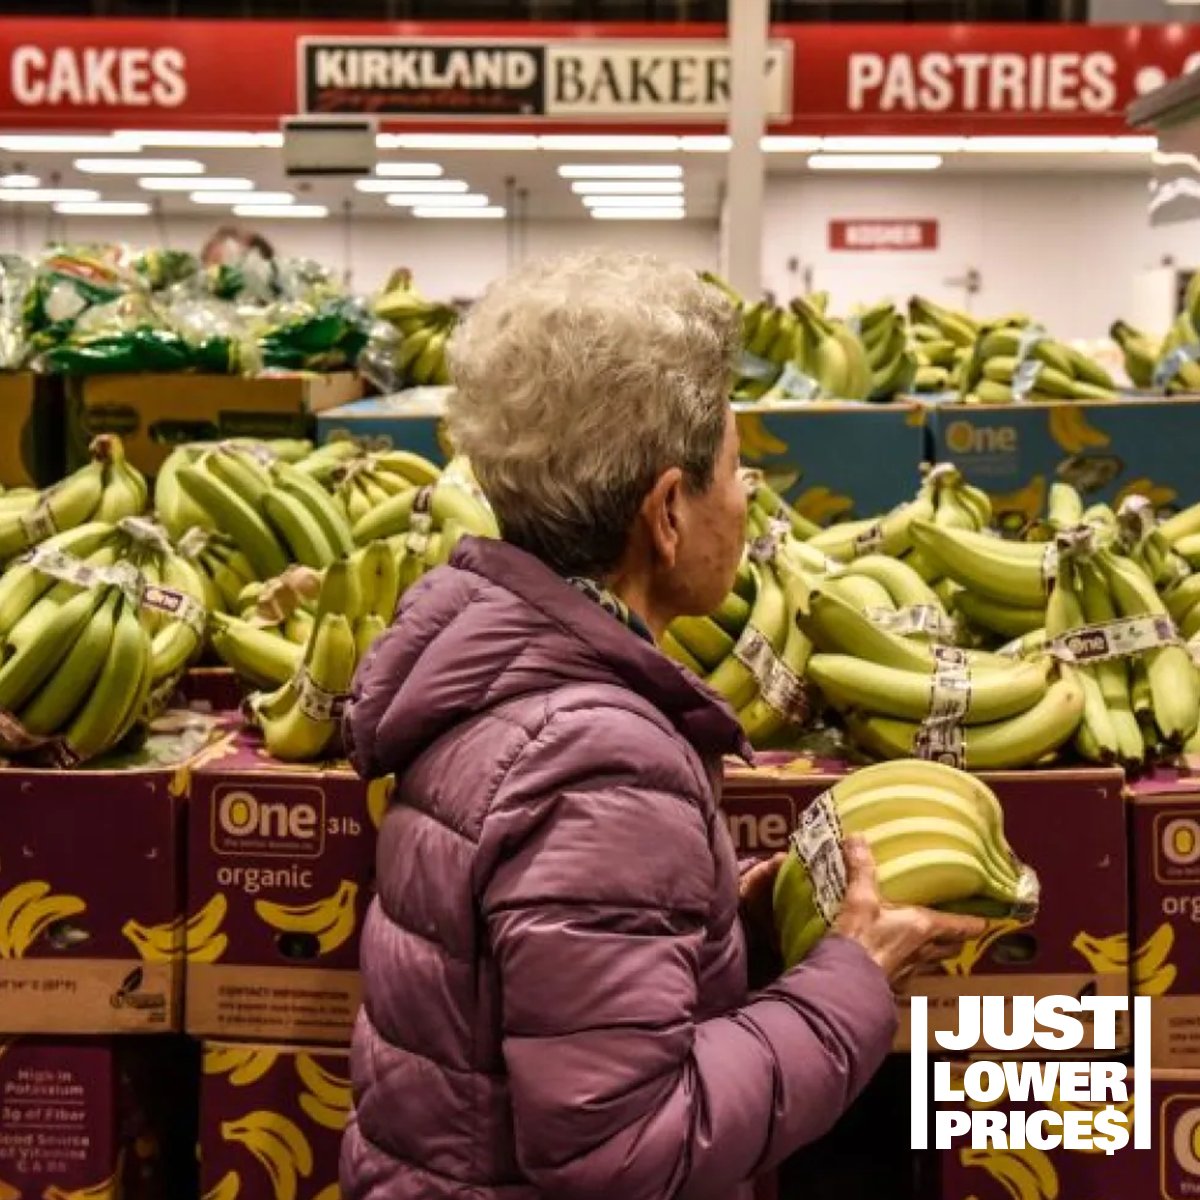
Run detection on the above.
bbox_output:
[830,220,939,251]
[0,20,1196,134]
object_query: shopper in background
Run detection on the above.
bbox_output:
[200,223,275,267]
[341,250,986,1200]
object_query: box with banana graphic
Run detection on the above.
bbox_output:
[1129,770,1200,1070]
[926,398,1200,533]
[722,759,1129,1054]
[316,392,931,531]
[184,732,382,1045]
[0,745,196,1035]
[934,1068,1200,1200]
[0,1035,198,1200]
[199,1041,347,1200]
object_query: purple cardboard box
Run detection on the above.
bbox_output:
[1130,765,1200,1069]
[199,1041,347,1200]
[0,1036,197,1200]
[0,743,201,1034]
[722,760,1129,1053]
[184,732,387,1044]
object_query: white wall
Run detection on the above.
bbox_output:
[5,211,719,302]
[761,172,1185,339]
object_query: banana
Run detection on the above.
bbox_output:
[219,1111,314,1200]
[808,491,934,562]
[354,613,387,661]
[262,489,336,569]
[62,594,150,764]
[373,450,442,487]
[954,591,1043,640]
[269,461,355,558]
[254,880,358,954]
[821,574,895,614]
[0,587,102,716]
[807,653,1050,725]
[845,674,1084,769]
[662,630,705,676]
[669,615,735,672]
[177,463,288,580]
[210,613,303,689]
[0,522,114,637]
[910,520,1053,608]
[840,554,943,612]
[705,558,789,711]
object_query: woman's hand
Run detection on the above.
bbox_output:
[832,836,990,985]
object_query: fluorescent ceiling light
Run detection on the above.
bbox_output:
[386,193,491,208]
[821,136,966,153]
[571,180,684,194]
[558,163,683,179]
[680,135,731,152]
[762,136,823,152]
[233,204,328,218]
[76,157,204,175]
[808,154,943,171]
[963,136,1156,154]
[540,135,679,152]
[55,200,151,216]
[590,209,687,220]
[411,206,506,219]
[0,174,38,188]
[374,162,444,177]
[191,191,294,205]
[0,134,133,153]
[140,176,254,191]
[379,133,537,150]
[581,194,688,208]
[120,130,283,148]
[354,178,469,195]
[0,187,100,203]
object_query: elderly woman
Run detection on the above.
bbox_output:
[341,251,984,1200]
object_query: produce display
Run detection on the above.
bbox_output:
[771,760,1037,967]
[368,269,457,390]
[1114,272,1200,395]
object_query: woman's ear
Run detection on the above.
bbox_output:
[640,466,684,569]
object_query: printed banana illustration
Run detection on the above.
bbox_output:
[0,881,86,958]
[959,1144,1058,1200]
[201,1171,241,1200]
[296,1053,353,1131]
[204,1043,281,1087]
[220,1111,314,1200]
[254,881,359,955]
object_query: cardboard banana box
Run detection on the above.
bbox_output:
[722,759,1129,1053]
[924,397,1200,531]
[0,1035,198,1200]
[0,372,63,489]
[1130,766,1200,1070]
[0,718,221,1035]
[934,1067,1199,1200]
[199,1041,347,1200]
[66,371,363,479]
[315,391,930,529]
[184,731,382,1044]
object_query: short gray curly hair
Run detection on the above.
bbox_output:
[446,249,738,578]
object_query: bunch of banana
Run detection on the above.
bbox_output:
[1110,320,1160,390]
[173,444,357,577]
[177,528,259,615]
[243,547,400,761]
[771,760,1036,967]
[960,324,1118,404]
[353,470,498,555]
[332,450,441,527]
[1151,270,1200,395]
[787,295,873,401]
[854,302,918,402]
[290,439,360,487]
[0,880,87,957]
[219,1110,314,1200]
[909,295,980,353]
[156,438,313,540]
[374,271,457,387]
[664,523,815,749]
[254,879,359,956]
[0,435,146,564]
[909,312,967,395]
[803,475,937,563]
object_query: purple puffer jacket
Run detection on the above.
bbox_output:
[341,536,896,1200]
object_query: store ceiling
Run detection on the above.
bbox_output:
[0,137,1160,225]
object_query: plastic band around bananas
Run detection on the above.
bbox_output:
[176,526,212,559]
[1049,614,1180,665]
[295,667,348,723]
[1009,325,1052,403]
[789,789,847,926]
[759,654,812,726]
[24,544,145,610]
[737,349,781,383]
[142,583,207,638]
[219,438,276,467]
[1040,541,1060,594]
[1010,864,1042,923]
[18,501,56,546]
[769,361,821,402]
[912,645,971,770]
[1154,341,1200,392]
[866,604,958,642]
[117,515,174,556]
[851,522,886,558]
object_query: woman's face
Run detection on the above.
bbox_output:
[671,409,748,616]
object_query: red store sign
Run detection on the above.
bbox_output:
[0,20,1197,134]
[830,220,939,251]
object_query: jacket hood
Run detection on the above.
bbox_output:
[343,536,750,780]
